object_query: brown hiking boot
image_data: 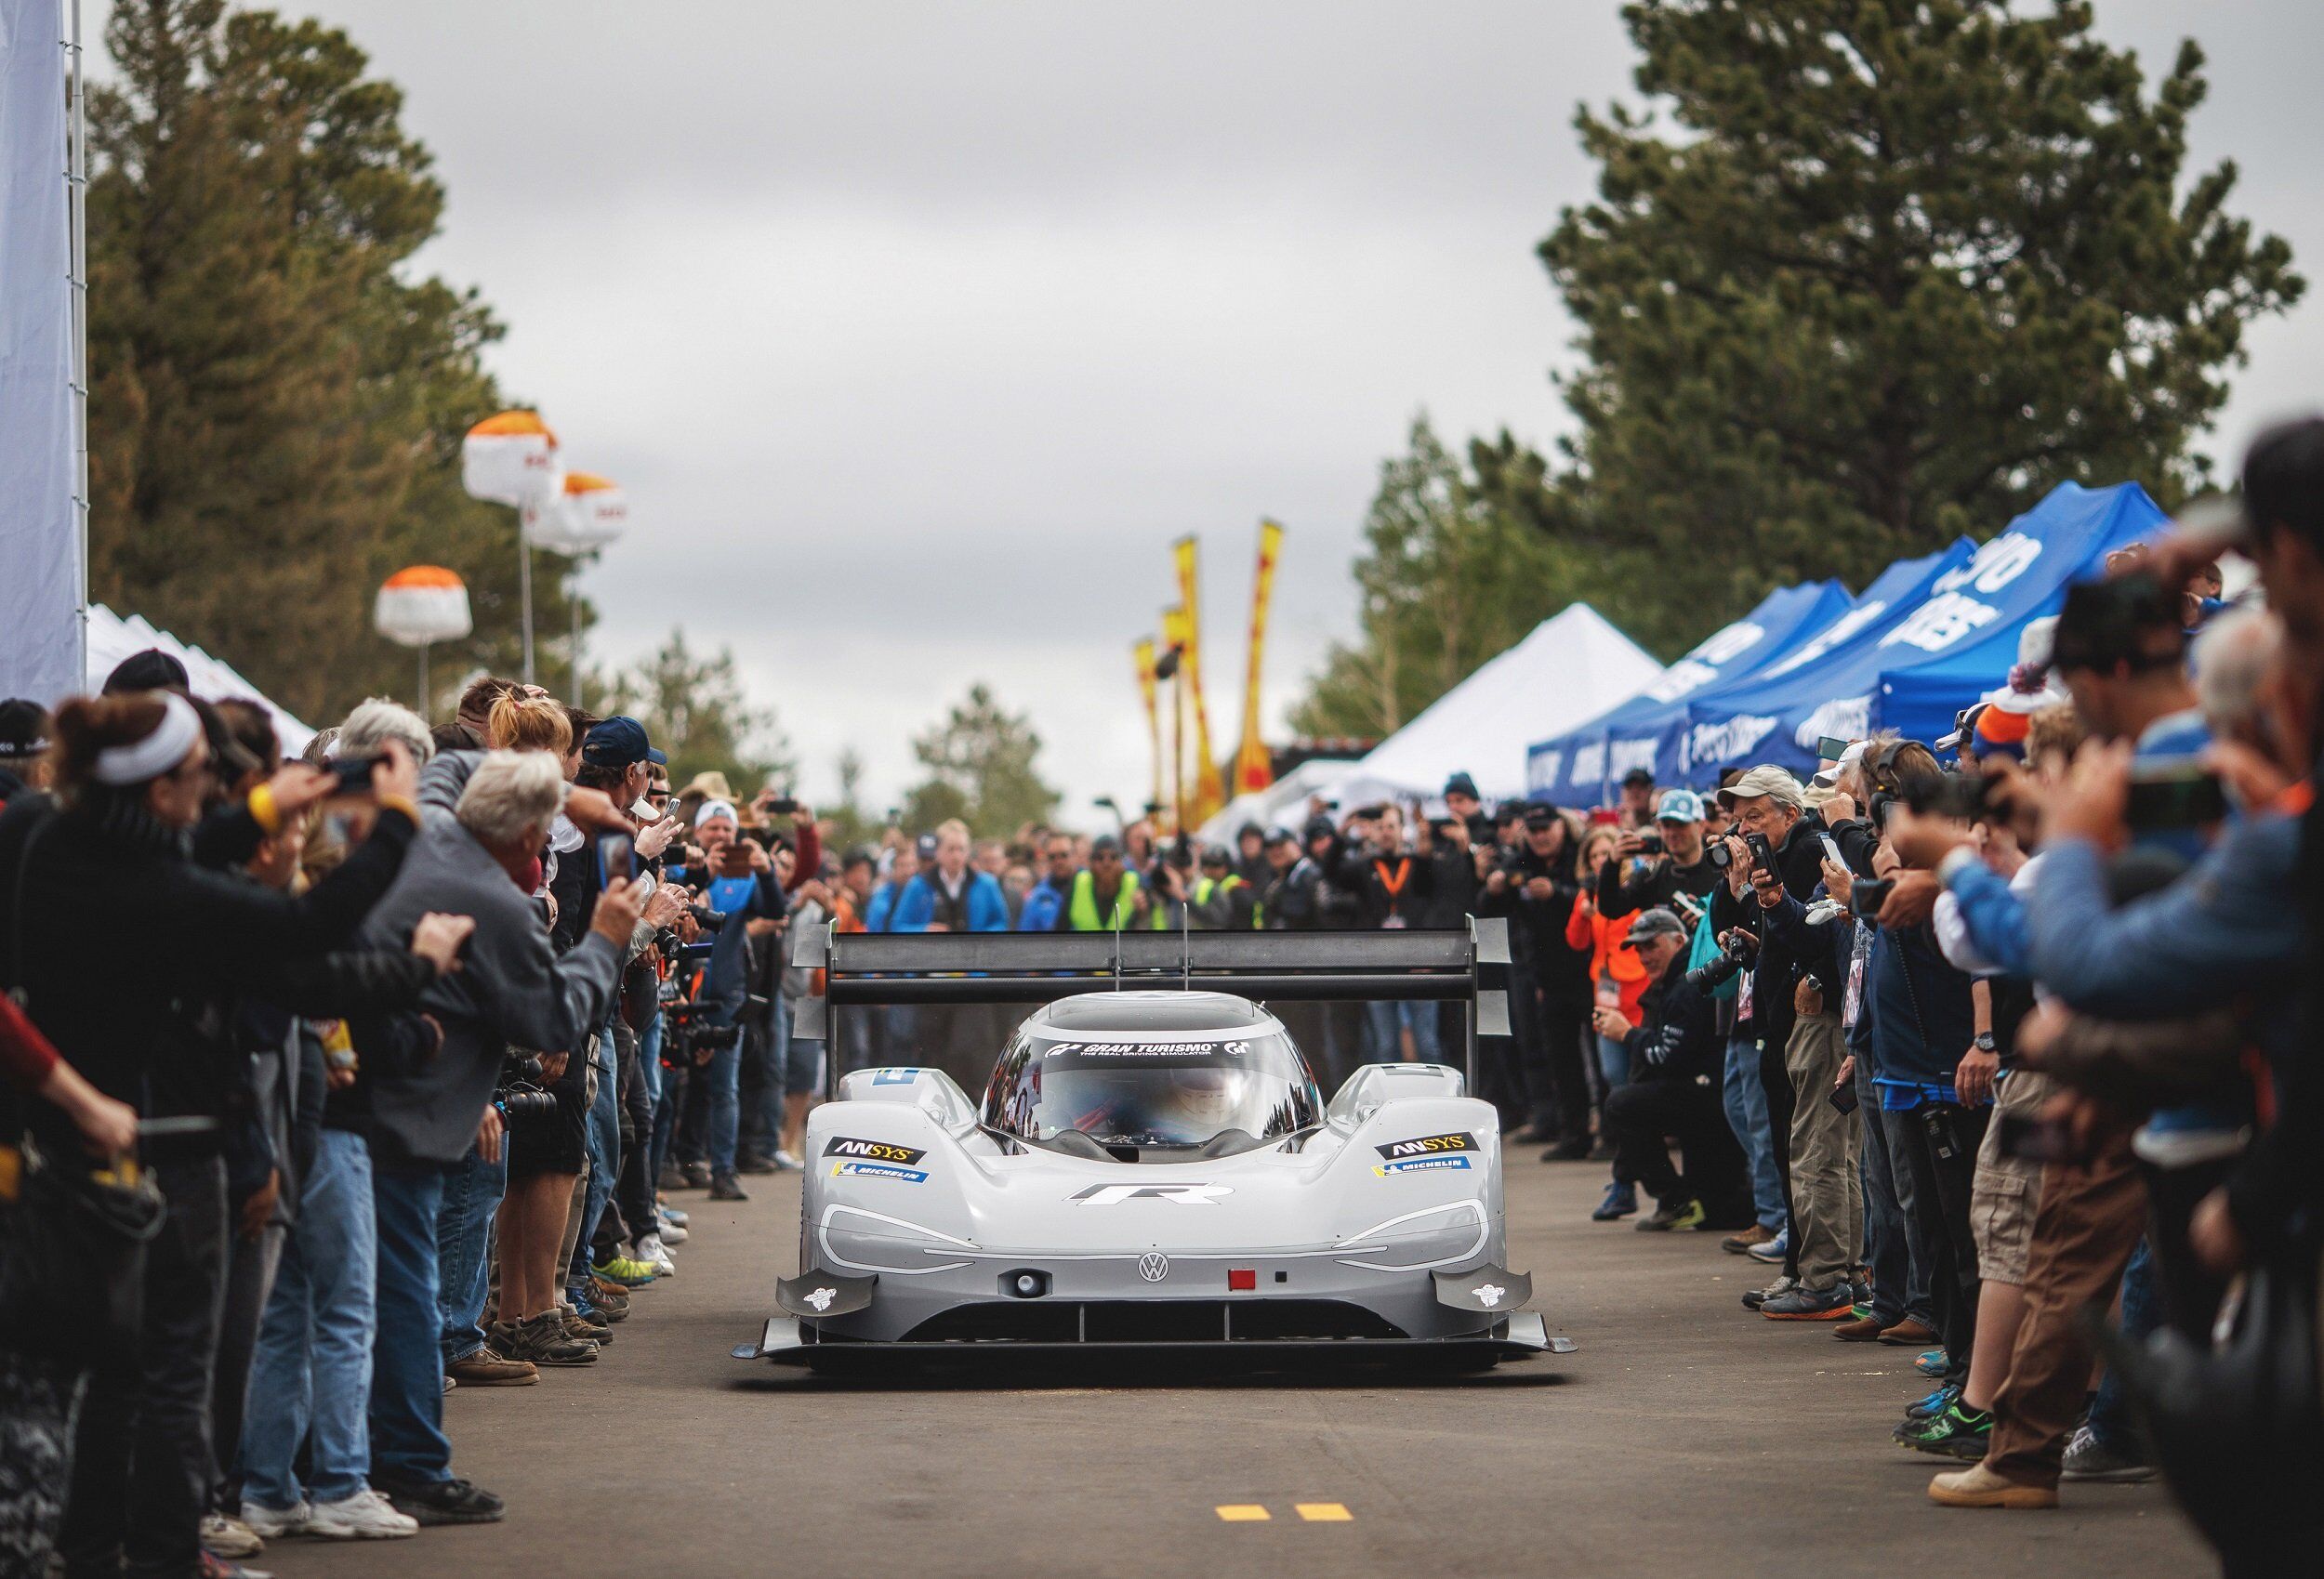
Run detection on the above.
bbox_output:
[505,1311,598,1366]
[446,1346,538,1387]
[1832,1315,1886,1343]
[1880,1316,1939,1346]
[1721,1223,1776,1255]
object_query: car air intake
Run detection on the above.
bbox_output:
[901,1299,1406,1345]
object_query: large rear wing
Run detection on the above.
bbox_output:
[791,922,1514,1092]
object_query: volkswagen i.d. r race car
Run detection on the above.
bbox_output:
[742,928,1565,1371]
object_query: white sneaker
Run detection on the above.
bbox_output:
[656,1219,689,1244]
[772,1149,805,1172]
[238,1502,309,1541]
[306,1488,420,1540]
[637,1233,677,1276]
[205,1511,268,1554]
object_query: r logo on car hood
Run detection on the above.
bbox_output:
[1071,1183,1234,1206]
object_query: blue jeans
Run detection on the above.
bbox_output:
[1596,1033,1629,1089]
[2088,1237,2160,1447]
[572,1026,621,1284]
[368,1164,450,1486]
[1363,999,1441,1063]
[435,1138,507,1363]
[243,1129,376,1509]
[1722,1033,1785,1232]
[706,1001,745,1176]
[1854,1061,1920,1328]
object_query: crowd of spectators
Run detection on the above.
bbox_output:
[3,423,2322,1576]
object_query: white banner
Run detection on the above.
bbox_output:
[0,0,79,704]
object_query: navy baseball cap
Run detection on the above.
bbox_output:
[581,715,665,768]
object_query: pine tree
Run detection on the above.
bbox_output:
[1292,417,1584,736]
[600,629,795,794]
[86,1,569,722]
[1507,0,2301,655]
[902,685,1060,836]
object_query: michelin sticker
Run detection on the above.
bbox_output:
[1374,1155,1472,1177]
[833,1161,930,1184]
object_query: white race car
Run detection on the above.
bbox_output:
[741,928,1565,1372]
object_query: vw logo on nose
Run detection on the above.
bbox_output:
[1137,1252,1169,1283]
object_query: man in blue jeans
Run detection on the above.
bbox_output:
[436,1125,530,1386]
[682,800,786,1200]
[355,747,639,1523]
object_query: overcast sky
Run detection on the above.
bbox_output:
[90,1,2324,817]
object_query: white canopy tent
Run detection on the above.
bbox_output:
[1194,757,1356,847]
[86,605,317,757]
[1322,603,1659,808]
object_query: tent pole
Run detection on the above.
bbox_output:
[66,0,89,685]
[417,641,429,716]
[518,535,535,684]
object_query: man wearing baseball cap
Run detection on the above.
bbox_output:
[0,699,53,803]
[1713,763,1858,1318]
[1618,766,1658,832]
[1598,787,1716,918]
[1592,908,1749,1232]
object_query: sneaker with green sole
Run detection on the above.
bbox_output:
[1900,1403,1992,1459]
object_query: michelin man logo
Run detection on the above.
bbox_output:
[1474,1283,1506,1309]
[804,1286,837,1313]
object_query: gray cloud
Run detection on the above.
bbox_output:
[88,1,2324,814]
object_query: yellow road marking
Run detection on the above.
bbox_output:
[1295,1503,1353,1522]
[1215,1505,1271,1522]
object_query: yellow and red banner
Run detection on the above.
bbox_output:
[1232,519,1284,794]
[1171,537,1228,823]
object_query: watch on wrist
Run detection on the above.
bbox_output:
[1974,1032,1997,1052]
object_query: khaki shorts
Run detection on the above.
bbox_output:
[1970,1069,2054,1284]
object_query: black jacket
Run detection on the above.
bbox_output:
[1342,845,1435,929]
[1255,857,1323,929]
[1479,847,1588,999]
[1595,850,1719,917]
[0,792,414,1156]
[1710,809,1834,1048]
[1623,951,1723,1086]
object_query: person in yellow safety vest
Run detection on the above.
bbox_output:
[1191,846,1255,928]
[1058,835,1141,930]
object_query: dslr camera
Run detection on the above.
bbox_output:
[1686,929,1757,992]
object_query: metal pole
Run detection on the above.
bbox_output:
[570,565,581,707]
[65,0,89,683]
[518,531,535,684]
[417,641,429,715]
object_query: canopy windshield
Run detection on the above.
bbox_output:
[983,1026,1321,1151]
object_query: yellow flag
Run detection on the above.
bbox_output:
[1132,638,1162,818]
[1172,537,1228,822]
[1232,520,1284,794]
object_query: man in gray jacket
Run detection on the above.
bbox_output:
[353,749,642,1526]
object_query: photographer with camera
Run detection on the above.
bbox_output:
[1710,765,1854,1314]
[1347,804,1439,1061]
[1482,805,1595,1165]
[1594,909,1751,1233]
[1598,788,1718,916]
[673,799,786,1202]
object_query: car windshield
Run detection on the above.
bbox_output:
[983,1025,1322,1151]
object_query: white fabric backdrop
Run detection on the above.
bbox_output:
[0,0,80,704]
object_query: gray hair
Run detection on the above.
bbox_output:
[337,698,434,765]
[455,749,563,849]
[2193,607,2283,744]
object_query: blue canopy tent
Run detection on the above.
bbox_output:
[1525,578,1854,803]
[1663,541,1977,786]
[1676,481,2168,785]
[1874,482,2169,747]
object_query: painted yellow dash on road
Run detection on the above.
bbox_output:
[1215,1505,1271,1522]
[1295,1503,1353,1522]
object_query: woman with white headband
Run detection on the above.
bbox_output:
[0,689,431,1579]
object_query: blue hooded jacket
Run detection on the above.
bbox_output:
[886,869,1010,933]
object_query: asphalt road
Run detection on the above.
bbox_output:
[258,1157,2212,1579]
